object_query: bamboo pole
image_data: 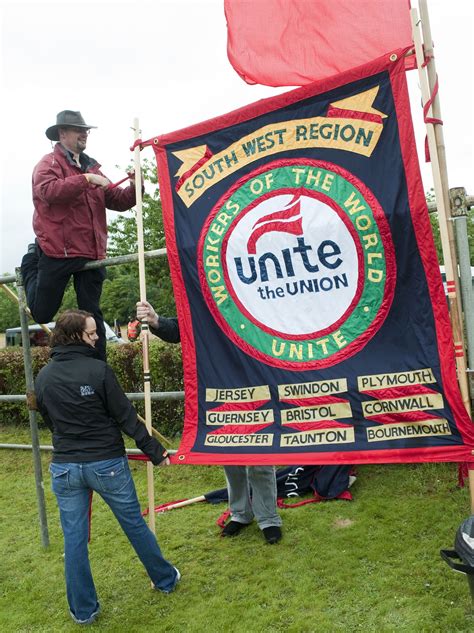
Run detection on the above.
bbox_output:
[418,1,473,408]
[410,7,471,413]
[156,496,206,513]
[133,118,156,534]
[418,4,471,410]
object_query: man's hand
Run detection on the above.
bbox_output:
[136,300,159,328]
[159,457,171,467]
[85,173,111,189]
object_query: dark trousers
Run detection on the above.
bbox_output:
[21,247,107,360]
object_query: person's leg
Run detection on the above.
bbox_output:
[247,466,282,530]
[49,462,100,624]
[224,466,254,524]
[74,268,107,360]
[86,457,178,592]
[20,248,79,324]
[20,243,41,311]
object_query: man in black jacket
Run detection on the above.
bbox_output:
[35,309,179,625]
[136,300,282,544]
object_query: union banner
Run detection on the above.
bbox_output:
[152,50,474,465]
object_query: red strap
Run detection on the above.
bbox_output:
[216,509,231,528]
[108,172,132,190]
[423,76,442,125]
[421,54,433,68]
[130,138,143,152]
[423,74,443,162]
[129,136,156,152]
[277,496,322,508]
[277,489,353,508]
[127,454,150,461]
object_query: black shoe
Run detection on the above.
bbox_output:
[21,242,39,280]
[26,239,41,256]
[221,520,250,537]
[263,526,282,544]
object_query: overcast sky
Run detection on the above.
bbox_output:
[1,0,473,275]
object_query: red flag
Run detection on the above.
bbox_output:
[225,0,415,87]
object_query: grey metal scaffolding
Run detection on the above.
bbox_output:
[0,249,183,548]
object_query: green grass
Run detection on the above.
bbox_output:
[1,423,474,632]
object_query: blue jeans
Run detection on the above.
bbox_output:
[50,457,178,624]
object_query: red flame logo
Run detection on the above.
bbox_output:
[247,193,303,254]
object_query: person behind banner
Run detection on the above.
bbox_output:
[114,319,122,338]
[136,299,283,544]
[127,314,141,342]
[35,309,180,625]
[21,110,138,361]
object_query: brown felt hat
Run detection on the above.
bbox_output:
[45,110,97,141]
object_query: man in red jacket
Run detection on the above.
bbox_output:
[21,110,137,360]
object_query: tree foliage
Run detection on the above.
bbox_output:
[468,206,474,265]
[425,188,443,264]
[0,288,21,330]
[425,188,474,266]
[100,158,176,325]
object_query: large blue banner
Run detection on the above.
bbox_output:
[151,51,474,465]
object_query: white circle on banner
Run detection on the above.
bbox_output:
[224,193,360,336]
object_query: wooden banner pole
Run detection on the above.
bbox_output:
[410,7,471,414]
[133,118,156,534]
[157,496,206,513]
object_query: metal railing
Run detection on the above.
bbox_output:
[0,248,182,548]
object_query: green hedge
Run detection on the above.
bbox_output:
[0,342,184,438]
